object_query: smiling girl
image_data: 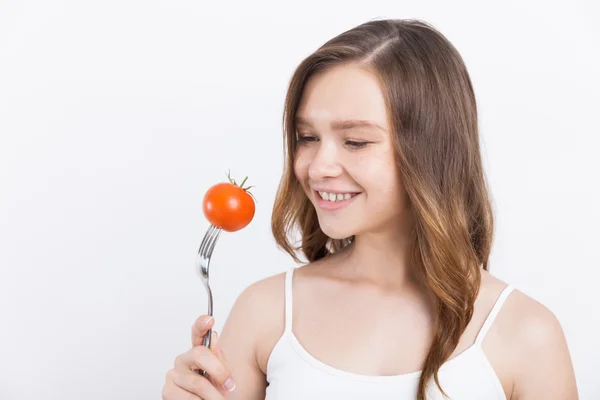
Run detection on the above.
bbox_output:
[162,19,578,400]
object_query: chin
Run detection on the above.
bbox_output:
[318,222,355,241]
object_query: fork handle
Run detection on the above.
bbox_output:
[203,327,213,349]
[198,327,213,377]
[199,287,213,376]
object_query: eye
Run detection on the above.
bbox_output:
[296,135,318,144]
[345,140,369,149]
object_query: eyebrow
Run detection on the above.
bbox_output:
[295,116,387,133]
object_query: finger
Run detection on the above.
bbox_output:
[162,377,202,400]
[209,332,236,394]
[168,369,224,400]
[192,315,215,347]
[175,346,234,391]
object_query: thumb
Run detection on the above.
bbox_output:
[191,315,215,347]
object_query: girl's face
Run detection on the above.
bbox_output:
[293,64,411,240]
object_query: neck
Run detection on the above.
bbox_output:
[340,224,421,292]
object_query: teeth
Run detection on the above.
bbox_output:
[318,191,356,202]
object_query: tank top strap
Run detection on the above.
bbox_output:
[284,267,295,333]
[474,284,515,345]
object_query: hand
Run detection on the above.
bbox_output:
[162,315,236,399]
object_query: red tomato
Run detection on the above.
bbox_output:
[202,175,255,232]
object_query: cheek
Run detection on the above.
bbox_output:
[378,169,408,213]
[293,151,310,182]
[350,149,404,199]
[347,149,391,185]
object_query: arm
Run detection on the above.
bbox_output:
[511,302,578,399]
[217,280,273,400]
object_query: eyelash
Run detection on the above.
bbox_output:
[296,136,369,149]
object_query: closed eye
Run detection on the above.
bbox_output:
[296,136,318,144]
[296,136,370,150]
[345,140,369,149]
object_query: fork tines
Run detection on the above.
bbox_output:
[199,225,222,257]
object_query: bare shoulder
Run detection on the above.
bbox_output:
[503,289,568,361]
[232,271,287,314]
[482,272,578,399]
[223,270,288,345]
[480,271,564,338]
[220,269,291,370]
[481,272,558,330]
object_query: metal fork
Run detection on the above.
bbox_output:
[195,224,223,377]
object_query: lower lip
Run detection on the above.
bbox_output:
[314,191,361,211]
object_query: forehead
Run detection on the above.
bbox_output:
[296,64,390,129]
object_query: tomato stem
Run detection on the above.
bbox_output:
[224,169,256,202]
[226,169,238,185]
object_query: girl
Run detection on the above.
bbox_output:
[162,19,578,400]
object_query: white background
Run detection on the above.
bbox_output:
[1,0,599,399]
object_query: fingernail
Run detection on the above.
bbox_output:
[224,377,236,392]
[204,316,214,326]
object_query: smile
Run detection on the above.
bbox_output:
[313,190,361,211]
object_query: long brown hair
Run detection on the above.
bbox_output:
[271,19,495,399]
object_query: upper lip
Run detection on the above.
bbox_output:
[311,187,361,194]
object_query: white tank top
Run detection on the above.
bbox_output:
[265,267,513,400]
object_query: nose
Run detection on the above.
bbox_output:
[307,139,343,181]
